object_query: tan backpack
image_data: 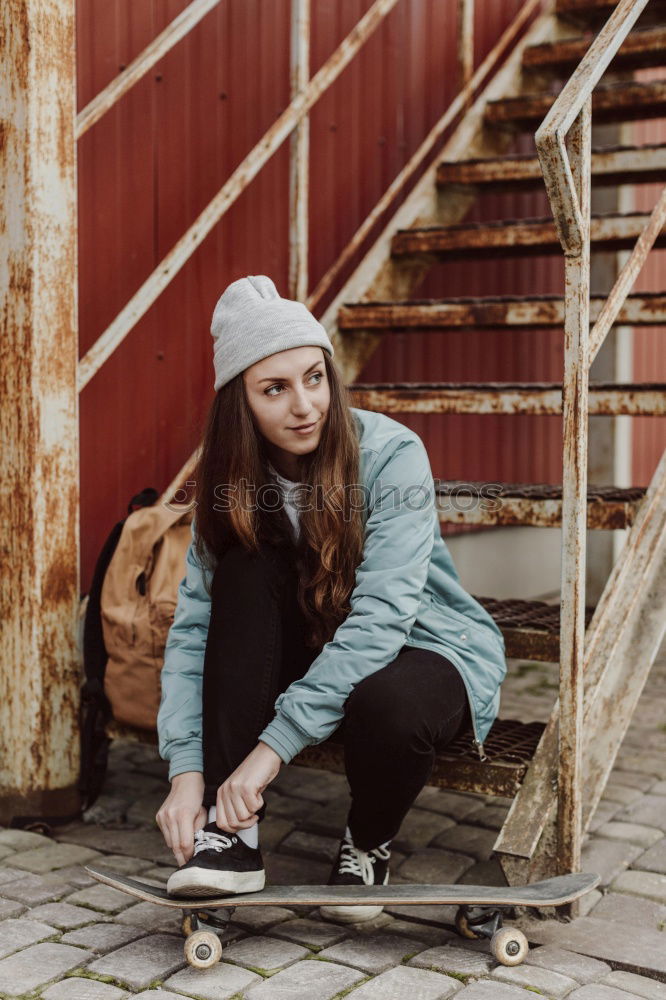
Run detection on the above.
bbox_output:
[101,502,194,729]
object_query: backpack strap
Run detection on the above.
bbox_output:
[78,487,159,810]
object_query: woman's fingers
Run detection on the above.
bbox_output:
[217,785,259,832]
[156,810,176,858]
[235,788,260,823]
[225,782,250,824]
[155,812,169,846]
[156,808,195,865]
[218,787,241,830]
[169,819,186,866]
[178,815,195,863]
[154,777,206,866]
[244,788,264,813]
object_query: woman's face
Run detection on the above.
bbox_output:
[243,346,330,477]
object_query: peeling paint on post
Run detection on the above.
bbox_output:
[557,96,591,880]
[0,1,80,822]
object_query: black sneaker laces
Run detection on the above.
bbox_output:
[192,829,237,856]
[337,834,390,885]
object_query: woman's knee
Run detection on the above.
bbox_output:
[344,653,470,751]
[344,668,422,746]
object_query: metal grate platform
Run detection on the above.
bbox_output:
[476,595,595,661]
[295,717,547,798]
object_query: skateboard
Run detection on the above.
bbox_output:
[85,864,599,971]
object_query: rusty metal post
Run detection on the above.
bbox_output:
[289,0,310,301]
[457,0,474,114]
[557,96,592,881]
[0,0,80,823]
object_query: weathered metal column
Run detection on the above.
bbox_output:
[457,0,474,114]
[0,1,80,823]
[557,96,592,881]
[289,0,310,301]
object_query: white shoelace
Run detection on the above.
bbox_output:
[193,829,236,856]
[337,837,391,885]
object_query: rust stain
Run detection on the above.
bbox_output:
[524,25,666,75]
[1,1,79,802]
[348,382,665,416]
[391,212,665,260]
[486,78,666,128]
[338,293,666,330]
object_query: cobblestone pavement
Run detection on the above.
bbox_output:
[1,638,665,999]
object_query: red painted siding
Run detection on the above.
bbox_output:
[630,67,666,488]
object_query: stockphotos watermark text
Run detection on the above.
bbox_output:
[163,480,504,519]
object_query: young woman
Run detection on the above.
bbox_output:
[156,274,507,923]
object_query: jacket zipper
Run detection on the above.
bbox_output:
[456,670,487,762]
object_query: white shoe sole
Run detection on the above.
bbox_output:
[166,868,265,898]
[319,903,384,924]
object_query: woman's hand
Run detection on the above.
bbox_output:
[216,742,282,832]
[155,771,207,866]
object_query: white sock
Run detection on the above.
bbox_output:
[237,823,259,849]
[208,806,259,849]
[345,824,390,852]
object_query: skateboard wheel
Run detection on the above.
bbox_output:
[490,927,529,966]
[184,929,222,970]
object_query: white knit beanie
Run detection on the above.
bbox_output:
[210,275,334,391]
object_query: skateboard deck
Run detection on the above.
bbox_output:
[85,865,599,910]
[85,864,599,971]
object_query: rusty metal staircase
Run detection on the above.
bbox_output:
[296,0,666,886]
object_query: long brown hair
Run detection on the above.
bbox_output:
[192,351,365,650]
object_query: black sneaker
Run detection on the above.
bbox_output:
[166,823,265,898]
[319,827,391,924]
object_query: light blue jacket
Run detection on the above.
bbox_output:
[157,407,507,779]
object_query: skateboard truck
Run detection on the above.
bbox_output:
[455,905,528,964]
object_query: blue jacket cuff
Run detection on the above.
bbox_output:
[165,743,204,781]
[258,713,309,764]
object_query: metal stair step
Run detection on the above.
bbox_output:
[435,479,646,530]
[295,717,547,797]
[484,79,666,129]
[348,381,666,415]
[476,595,595,662]
[523,25,666,76]
[436,143,666,191]
[556,0,666,30]
[391,211,666,259]
[338,292,666,330]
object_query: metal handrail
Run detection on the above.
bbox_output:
[535,0,650,257]
[533,0,662,878]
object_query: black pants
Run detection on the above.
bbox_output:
[201,540,471,850]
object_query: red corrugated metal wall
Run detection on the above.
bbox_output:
[76,0,663,593]
[631,67,666,487]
